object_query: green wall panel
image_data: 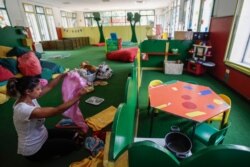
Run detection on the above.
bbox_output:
[140,39,193,68]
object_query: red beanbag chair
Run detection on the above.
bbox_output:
[18,51,42,76]
[106,47,138,62]
[0,65,14,82]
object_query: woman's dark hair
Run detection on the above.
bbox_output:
[7,76,40,98]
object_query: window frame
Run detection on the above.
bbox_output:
[224,0,250,75]
[0,0,11,26]
[83,9,155,27]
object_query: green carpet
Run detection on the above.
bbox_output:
[1,46,250,167]
[0,46,133,167]
[137,70,250,151]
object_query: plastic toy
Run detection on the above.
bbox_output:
[96,62,112,80]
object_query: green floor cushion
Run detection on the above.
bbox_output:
[0,58,19,74]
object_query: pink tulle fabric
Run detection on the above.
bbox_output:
[39,78,48,87]
[62,71,88,133]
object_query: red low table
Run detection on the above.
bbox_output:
[148,80,230,136]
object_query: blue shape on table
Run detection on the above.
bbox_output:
[183,85,193,90]
[199,89,212,95]
[207,104,215,109]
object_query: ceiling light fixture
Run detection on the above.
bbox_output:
[136,0,144,3]
[63,2,71,5]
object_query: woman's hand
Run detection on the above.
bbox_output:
[40,72,68,96]
[77,86,94,97]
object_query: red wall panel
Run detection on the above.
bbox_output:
[209,16,250,100]
[56,27,63,40]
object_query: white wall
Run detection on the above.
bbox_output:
[5,0,67,27]
[213,0,238,17]
[5,0,27,26]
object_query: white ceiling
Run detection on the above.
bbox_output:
[27,0,169,12]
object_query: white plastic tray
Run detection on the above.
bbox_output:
[85,96,104,105]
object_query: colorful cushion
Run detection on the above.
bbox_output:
[0,85,7,94]
[0,45,12,58]
[92,43,105,47]
[106,47,138,62]
[0,93,9,104]
[0,58,19,74]
[0,65,14,82]
[0,80,7,87]
[7,46,42,59]
[40,60,65,74]
[17,51,42,76]
[14,73,23,78]
[7,46,30,57]
[41,68,53,80]
[0,81,7,94]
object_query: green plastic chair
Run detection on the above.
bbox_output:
[194,122,231,146]
[128,141,180,167]
[181,144,250,167]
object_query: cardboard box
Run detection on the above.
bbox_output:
[174,31,193,40]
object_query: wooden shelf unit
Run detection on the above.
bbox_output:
[143,52,180,56]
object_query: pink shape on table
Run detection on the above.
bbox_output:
[182,101,197,109]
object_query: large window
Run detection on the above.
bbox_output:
[45,8,57,40]
[139,10,155,26]
[0,0,11,27]
[225,0,250,75]
[163,0,214,35]
[199,0,214,32]
[24,4,57,42]
[191,0,201,32]
[24,4,41,42]
[83,10,155,27]
[35,6,50,41]
[111,11,126,26]
[184,0,192,30]
[61,11,77,28]
[61,11,68,28]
